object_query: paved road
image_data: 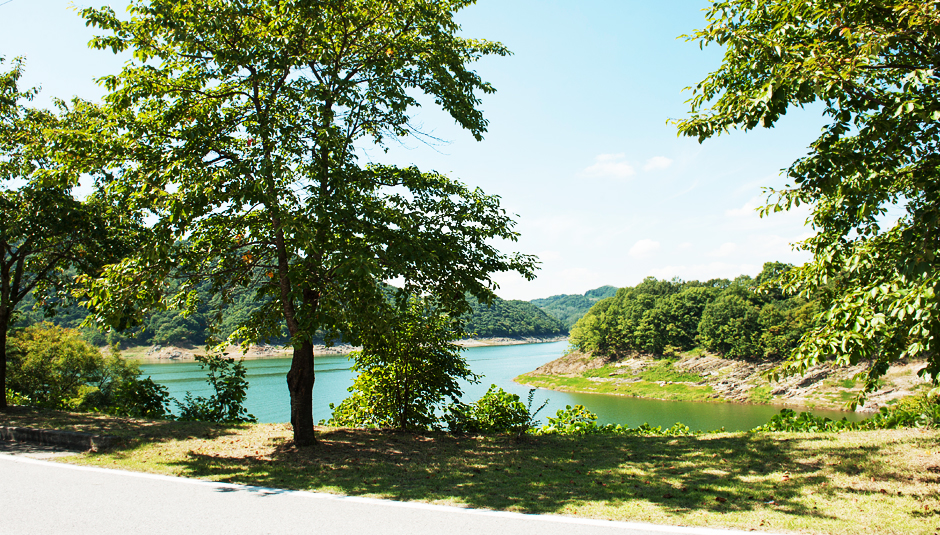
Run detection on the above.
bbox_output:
[0,446,771,535]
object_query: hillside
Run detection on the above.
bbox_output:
[17,284,567,347]
[530,285,618,329]
[462,294,567,338]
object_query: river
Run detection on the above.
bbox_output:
[138,340,863,431]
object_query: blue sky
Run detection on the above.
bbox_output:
[1,1,829,300]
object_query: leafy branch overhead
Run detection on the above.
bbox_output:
[675,0,940,393]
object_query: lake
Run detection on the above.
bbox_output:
[138,341,863,431]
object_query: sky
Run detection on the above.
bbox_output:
[0,1,831,301]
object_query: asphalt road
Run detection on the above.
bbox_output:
[0,446,771,535]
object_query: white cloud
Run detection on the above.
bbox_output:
[580,153,636,179]
[629,239,661,259]
[726,197,762,218]
[677,242,693,250]
[709,242,738,257]
[643,156,673,171]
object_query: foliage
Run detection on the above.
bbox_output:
[176,354,256,424]
[569,263,813,360]
[462,294,566,338]
[444,385,536,435]
[675,0,940,395]
[5,323,170,417]
[78,0,535,444]
[18,278,567,349]
[6,323,103,409]
[752,393,940,433]
[530,285,618,329]
[0,57,138,408]
[327,298,476,430]
[533,404,696,437]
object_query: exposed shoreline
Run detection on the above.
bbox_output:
[516,349,933,413]
[125,335,568,363]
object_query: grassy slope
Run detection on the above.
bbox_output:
[2,407,938,535]
[518,360,718,403]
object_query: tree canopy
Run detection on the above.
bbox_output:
[0,57,136,409]
[531,285,618,330]
[79,0,535,444]
[675,1,940,396]
[569,263,814,360]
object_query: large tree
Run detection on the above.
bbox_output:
[676,1,940,398]
[0,58,132,409]
[80,0,536,444]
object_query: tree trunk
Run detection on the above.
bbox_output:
[287,340,316,445]
[0,312,8,411]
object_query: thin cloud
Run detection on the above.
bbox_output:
[726,197,762,218]
[709,242,738,257]
[581,153,636,179]
[643,156,673,171]
[629,239,661,259]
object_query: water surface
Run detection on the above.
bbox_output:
[138,341,863,431]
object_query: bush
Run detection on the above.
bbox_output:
[444,385,541,435]
[328,298,476,431]
[6,324,171,416]
[176,354,255,423]
[751,393,940,433]
[534,404,696,436]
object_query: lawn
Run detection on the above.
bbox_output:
[3,407,939,534]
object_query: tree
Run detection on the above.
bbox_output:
[328,297,476,430]
[80,0,536,445]
[0,58,134,410]
[676,1,940,397]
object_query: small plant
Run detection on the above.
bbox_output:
[176,354,255,423]
[751,393,940,433]
[445,385,535,435]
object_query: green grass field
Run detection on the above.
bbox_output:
[3,407,938,534]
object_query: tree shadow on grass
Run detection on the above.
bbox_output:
[158,427,934,521]
[0,405,248,450]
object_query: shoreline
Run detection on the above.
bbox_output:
[515,349,933,413]
[125,335,569,363]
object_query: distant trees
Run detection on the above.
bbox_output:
[531,286,618,329]
[462,294,566,338]
[569,263,814,360]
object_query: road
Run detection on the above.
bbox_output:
[0,446,771,535]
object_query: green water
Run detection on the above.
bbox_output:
[138,341,864,431]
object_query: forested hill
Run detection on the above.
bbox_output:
[530,285,618,329]
[569,262,812,360]
[16,285,567,347]
[462,295,567,338]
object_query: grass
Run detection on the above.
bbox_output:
[518,374,715,402]
[749,385,774,404]
[2,407,938,534]
[521,360,714,403]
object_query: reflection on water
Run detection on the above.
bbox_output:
[138,341,864,431]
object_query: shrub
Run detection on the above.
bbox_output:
[445,385,540,435]
[751,393,940,433]
[327,298,477,431]
[176,354,255,423]
[6,323,171,416]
